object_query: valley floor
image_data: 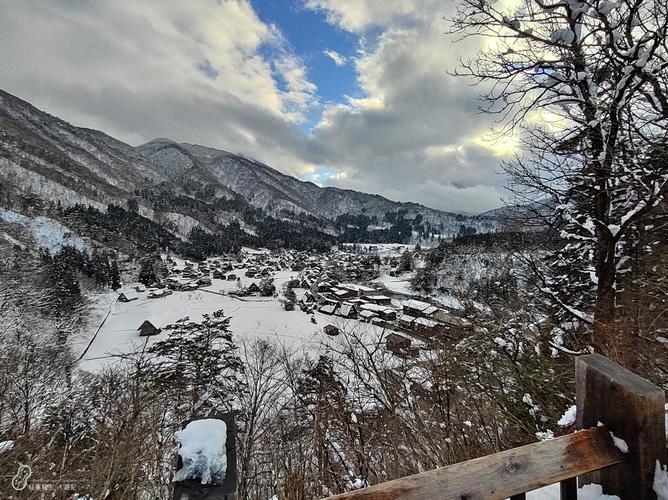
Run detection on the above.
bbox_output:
[76,267,386,372]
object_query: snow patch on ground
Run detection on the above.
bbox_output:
[0,232,25,249]
[558,405,577,426]
[174,419,227,485]
[525,483,619,499]
[654,460,668,499]
[609,432,629,454]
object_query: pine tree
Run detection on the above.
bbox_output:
[399,250,413,272]
[148,311,244,417]
[138,258,158,286]
[110,259,121,290]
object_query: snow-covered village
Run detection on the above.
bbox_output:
[79,245,470,372]
[1,0,668,499]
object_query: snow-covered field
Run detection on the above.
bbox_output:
[372,272,415,295]
[77,269,382,372]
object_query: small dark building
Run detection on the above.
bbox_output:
[379,309,397,322]
[385,333,418,358]
[138,319,161,336]
[118,291,139,302]
[324,324,339,336]
[386,333,411,352]
[284,301,295,311]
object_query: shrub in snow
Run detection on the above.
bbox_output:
[174,418,228,485]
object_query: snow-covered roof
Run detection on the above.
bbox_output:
[319,304,336,314]
[360,303,395,313]
[401,299,433,311]
[398,313,416,324]
[359,310,377,319]
[338,283,376,292]
[340,303,355,316]
[414,317,438,328]
[119,290,139,300]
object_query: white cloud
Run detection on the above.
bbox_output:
[306,1,509,212]
[0,0,321,173]
[0,0,511,213]
[305,0,441,32]
[323,49,347,66]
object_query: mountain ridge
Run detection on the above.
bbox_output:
[0,88,500,250]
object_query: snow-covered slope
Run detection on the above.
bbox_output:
[0,209,90,253]
[0,89,163,207]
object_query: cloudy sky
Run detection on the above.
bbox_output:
[0,0,515,213]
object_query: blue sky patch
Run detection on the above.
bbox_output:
[252,0,362,128]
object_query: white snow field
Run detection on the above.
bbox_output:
[372,272,415,295]
[77,268,381,371]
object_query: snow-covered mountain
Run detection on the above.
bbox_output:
[0,90,163,211]
[137,138,498,234]
[0,89,500,243]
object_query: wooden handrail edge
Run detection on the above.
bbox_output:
[322,427,623,500]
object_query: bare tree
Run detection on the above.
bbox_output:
[451,0,668,350]
[237,340,291,500]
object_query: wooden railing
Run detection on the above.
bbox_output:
[324,354,667,500]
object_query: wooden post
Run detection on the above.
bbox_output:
[576,353,666,499]
[559,477,577,500]
[173,413,237,500]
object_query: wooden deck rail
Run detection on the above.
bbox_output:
[326,427,622,500]
[323,354,666,500]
